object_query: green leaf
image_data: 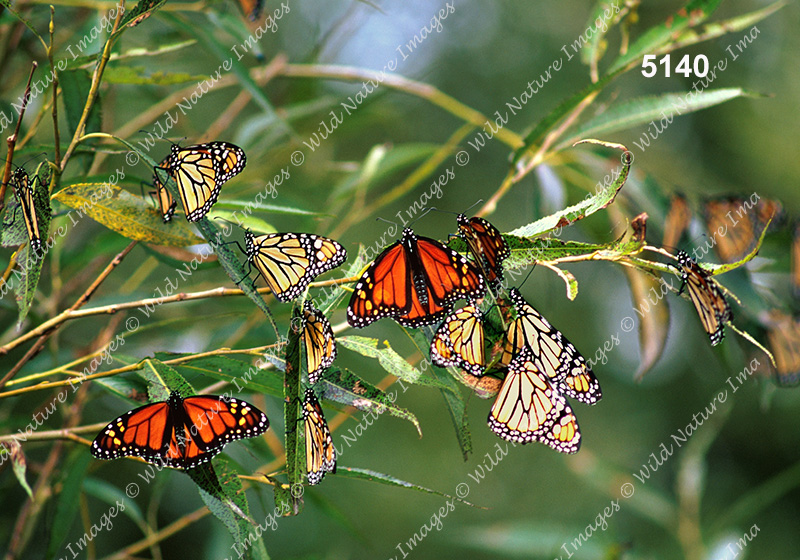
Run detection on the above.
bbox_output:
[320,367,422,437]
[509,140,631,237]
[102,66,210,85]
[433,364,472,461]
[53,183,203,246]
[83,477,146,528]
[9,441,32,498]
[215,201,320,217]
[46,449,92,559]
[338,336,453,391]
[607,0,723,74]
[335,467,482,508]
[172,355,285,397]
[0,0,47,49]
[138,358,195,400]
[580,2,623,68]
[59,68,101,166]
[115,0,168,33]
[558,89,761,150]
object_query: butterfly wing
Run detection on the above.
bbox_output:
[348,229,485,328]
[246,232,346,302]
[677,251,732,346]
[501,289,601,404]
[457,214,509,288]
[152,151,178,222]
[488,351,580,453]
[303,389,336,485]
[168,142,246,222]
[10,168,42,254]
[430,305,485,376]
[302,300,336,384]
[91,401,172,463]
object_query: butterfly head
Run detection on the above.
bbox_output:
[456,213,468,226]
[167,391,184,409]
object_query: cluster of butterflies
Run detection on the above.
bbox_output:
[90,192,741,485]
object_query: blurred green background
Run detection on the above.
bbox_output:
[1,1,799,559]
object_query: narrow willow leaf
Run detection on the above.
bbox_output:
[46,450,93,559]
[83,477,146,528]
[9,441,32,498]
[215,201,319,217]
[558,89,760,150]
[607,0,723,74]
[115,0,168,32]
[53,183,202,246]
[433,366,472,461]
[334,467,482,508]
[102,66,210,85]
[509,141,631,238]
[138,358,195,400]
[320,367,422,437]
[171,355,284,397]
[338,336,453,391]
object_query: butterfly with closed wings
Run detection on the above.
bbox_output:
[153,141,246,222]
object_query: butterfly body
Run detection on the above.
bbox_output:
[347,228,485,328]
[91,391,269,469]
[244,231,346,302]
[154,141,246,222]
[675,251,732,346]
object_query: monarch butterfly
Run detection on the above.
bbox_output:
[303,389,336,485]
[8,167,44,255]
[703,197,782,263]
[91,391,269,469]
[154,141,246,222]
[347,228,486,328]
[765,311,800,387]
[457,214,510,290]
[501,288,601,405]
[302,300,336,384]
[674,251,732,346]
[430,304,486,376]
[488,350,581,453]
[245,231,347,302]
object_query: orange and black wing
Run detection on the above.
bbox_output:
[457,214,509,289]
[91,400,173,463]
[348,228,485,328]
[430,305,485,376]
[302,300,336,384]
[501,288,601,405]
[676,251,732,346]
[245,231,346,302]
[488,350,580,453]
[303,389,336,485]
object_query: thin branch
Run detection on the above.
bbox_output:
[0,62,37,217]
[59,2,124,171]
[101,507,210,560]
[0,275,355,357]
[49,6,61,167]
[0,241,138,390]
